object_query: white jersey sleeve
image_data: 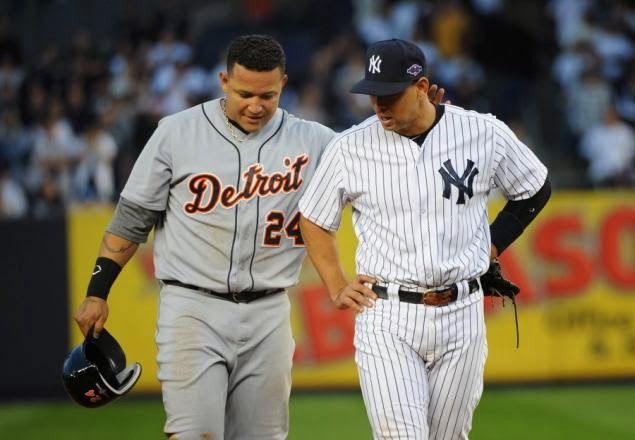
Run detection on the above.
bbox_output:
[298,138,347,231]
[490,118,548,200]
[121,117,173,210]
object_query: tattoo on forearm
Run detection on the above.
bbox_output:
[101,236,135,254]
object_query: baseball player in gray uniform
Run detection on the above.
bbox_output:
[73,35,335,439]
[299,39,551,439]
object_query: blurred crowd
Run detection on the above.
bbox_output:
[548,0,635,188]
[1,0,634,219]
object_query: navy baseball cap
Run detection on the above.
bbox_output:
[351,39,427,96]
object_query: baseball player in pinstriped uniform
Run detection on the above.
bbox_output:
[299,39,551,439]
[72,35,336,439]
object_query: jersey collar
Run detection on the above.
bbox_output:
[409,104,445,146]
[208,98,283,145]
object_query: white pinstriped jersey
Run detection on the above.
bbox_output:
[299,104,548,287]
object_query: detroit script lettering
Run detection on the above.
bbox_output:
[184,155,309,214]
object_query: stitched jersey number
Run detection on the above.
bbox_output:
[263,211,304,247]
[284,212,304,245]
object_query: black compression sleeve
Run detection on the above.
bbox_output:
[490,177,552,254]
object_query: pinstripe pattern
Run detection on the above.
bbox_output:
[299,104,547,287]
[299,103,547,439]
[354,293,486,439]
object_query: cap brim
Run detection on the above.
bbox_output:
[350,79,412,96]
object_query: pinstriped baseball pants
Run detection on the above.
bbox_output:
[354,289,487,440]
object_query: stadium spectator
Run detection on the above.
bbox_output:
[0,158,28,219]
[73,115,119,202]
[0,52,24,108]
[616,65,635,125]
[290,81,330,125]
[0,105,32,182]
[578,105,635,187]
[27,99,80,206]
[551,41,599,91]
[565,68,613,142]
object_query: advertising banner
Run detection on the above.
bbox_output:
[68,192,635,391]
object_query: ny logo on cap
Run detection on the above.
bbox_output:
[369,55,382,74]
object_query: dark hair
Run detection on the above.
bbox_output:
[226,34,286,73]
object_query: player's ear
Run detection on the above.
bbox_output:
[416,77,430,101]
[417,77,429,94]
[281,73,288,88]
[219,71,229,93]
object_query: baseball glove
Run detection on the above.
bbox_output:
[480,259,519,299]
[481,259,520,348]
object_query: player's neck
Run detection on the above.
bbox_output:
[399,101,437,138]
[221,98,250,142]
[228,117,249,134]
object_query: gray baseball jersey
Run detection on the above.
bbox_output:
[121,98,334,438]
[122,98,334,292]
[299,103,547,439]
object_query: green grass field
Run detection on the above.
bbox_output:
[1,385,633,439]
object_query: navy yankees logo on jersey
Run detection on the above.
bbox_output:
[184,154,309,214]
[439,159,479,205]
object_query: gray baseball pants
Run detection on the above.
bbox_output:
[156,283,294,439]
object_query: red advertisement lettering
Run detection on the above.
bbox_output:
[600,208,635,289]
[534,214,593,296]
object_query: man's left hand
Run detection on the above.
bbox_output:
[480,260,520,299]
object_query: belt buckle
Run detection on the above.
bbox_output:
[421,287,453,306]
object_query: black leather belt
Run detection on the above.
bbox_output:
[372,279,480,306]
[162,280,284,303]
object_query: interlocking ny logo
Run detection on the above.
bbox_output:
[369,55,382,74]
[438,159,479,204]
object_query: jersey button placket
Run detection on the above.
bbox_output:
[412,164,427,285]
[236,191,257,290]
[229,204,245,291]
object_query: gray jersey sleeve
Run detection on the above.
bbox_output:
[121,118,173,210]
[491,119,548,201]
[298,138,347,231]
[107,197,162,243]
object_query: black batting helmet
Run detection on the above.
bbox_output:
[62,327,142,408]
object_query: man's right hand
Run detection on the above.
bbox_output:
[74,297,109,338]
[331,274,378,313]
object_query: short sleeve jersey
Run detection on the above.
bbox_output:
[122,98,335,292]
[299,104,548,288]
